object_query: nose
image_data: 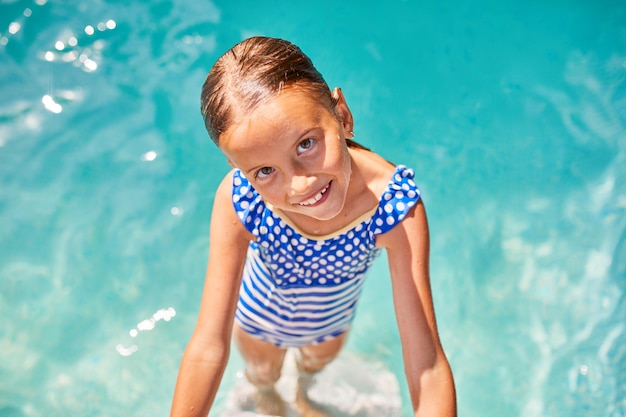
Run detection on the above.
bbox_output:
[289,172,316,196]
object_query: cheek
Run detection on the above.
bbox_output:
[342,149,352,184]
[337,141,351,173]
[254,181,291,208]
[253,184,280,201]
[322,141,351,190]
[326,136,350,168]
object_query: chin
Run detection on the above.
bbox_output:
[307,212,339,221]
[305,203,345,221]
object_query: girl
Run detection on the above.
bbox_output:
[170,36,456,417]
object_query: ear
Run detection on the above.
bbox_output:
[332,87,354,138]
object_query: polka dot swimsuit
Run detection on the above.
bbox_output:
[232,165,421,347]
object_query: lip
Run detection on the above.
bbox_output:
[297,181,331,207]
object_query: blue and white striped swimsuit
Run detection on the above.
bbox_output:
[232,165,421,348]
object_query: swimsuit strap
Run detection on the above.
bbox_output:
[370,165,421,235]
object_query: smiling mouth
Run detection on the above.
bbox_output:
[298,182,330,206]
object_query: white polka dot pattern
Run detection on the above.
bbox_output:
[231,165,421,347]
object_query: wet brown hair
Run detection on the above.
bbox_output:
[200,36,369,151]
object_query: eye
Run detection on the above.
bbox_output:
[297,138,314,154]
[255,166,274,180]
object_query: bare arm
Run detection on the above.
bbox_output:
[170,172,253,417]
[377,200,457,417]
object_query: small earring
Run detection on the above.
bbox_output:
[349,131,355,138]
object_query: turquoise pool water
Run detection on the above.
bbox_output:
[1,0,625,416]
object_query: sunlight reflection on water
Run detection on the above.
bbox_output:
[0,1,624,416]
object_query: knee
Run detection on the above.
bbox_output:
[296,350,336,374]
[245,360,282,387]
[297,333,347,374]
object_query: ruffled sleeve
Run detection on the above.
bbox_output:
[370,165,421,235]
[232,169,265,237]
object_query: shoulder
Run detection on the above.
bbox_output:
[214,169,247,217]
[376,197,428,251]
[215,169,241,209]
[216,169,235,196]
[349,147,396,197]
[221,169,268,235]
[348,148,422,234]
[213,170,256,240]
[217,169,260,212]
[364,160,421,236]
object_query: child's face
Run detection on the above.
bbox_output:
[219,87,353,222]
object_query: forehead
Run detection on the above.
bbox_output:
[219,88,332,156]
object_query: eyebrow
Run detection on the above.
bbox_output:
[288,109,322,143]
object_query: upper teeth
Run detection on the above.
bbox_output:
[299,184,329,206]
